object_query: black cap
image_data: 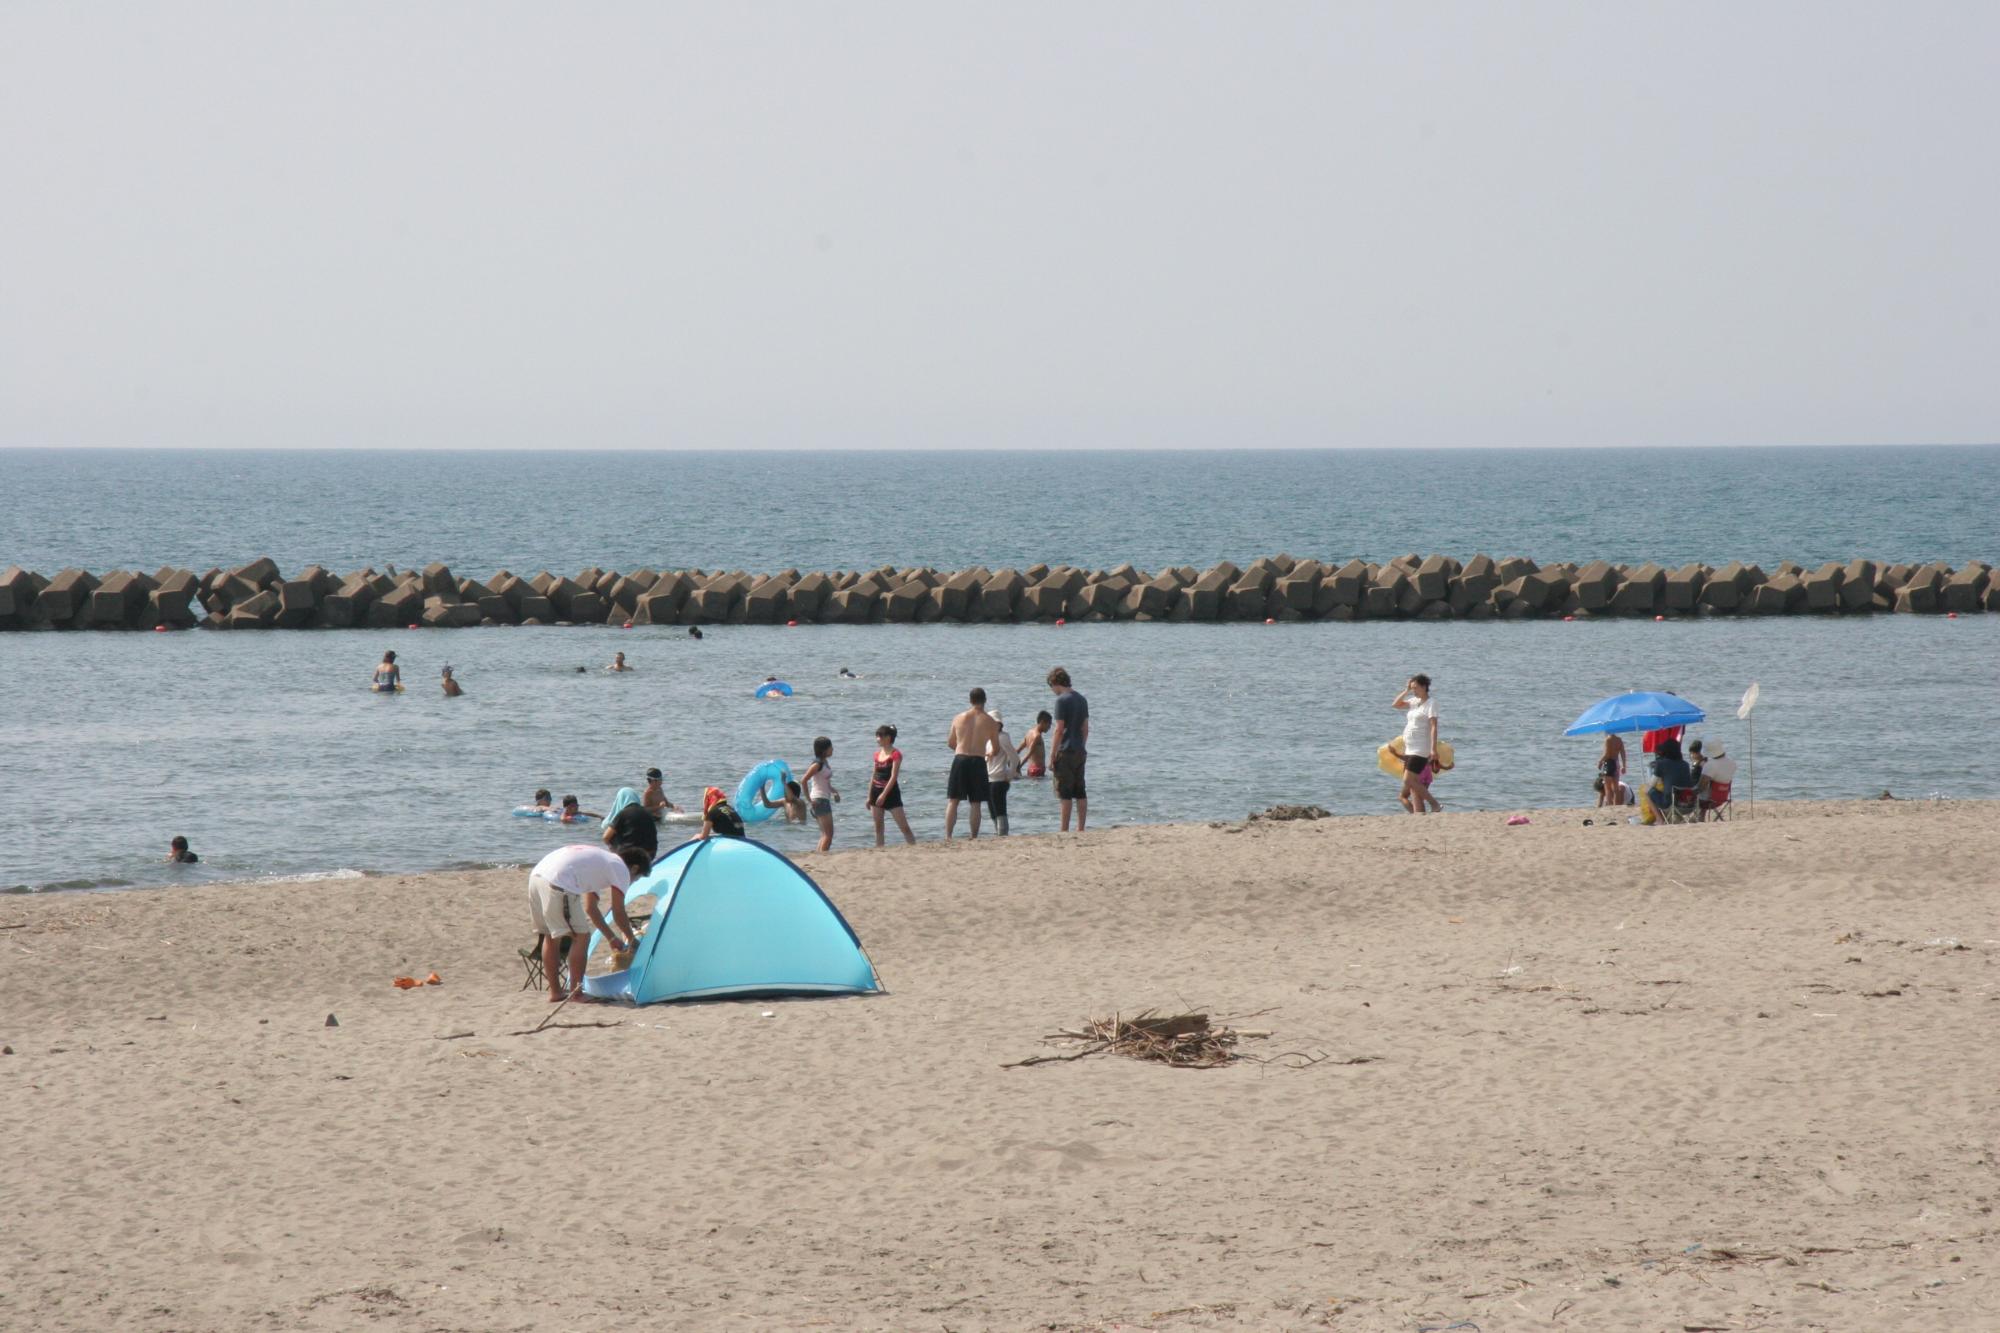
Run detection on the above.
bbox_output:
[646,767,663,780]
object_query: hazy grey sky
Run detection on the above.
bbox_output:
[3,2,1995,450]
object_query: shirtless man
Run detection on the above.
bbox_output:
[944,687,1000,839]
[607,651,632,672]
[641,766,680,817]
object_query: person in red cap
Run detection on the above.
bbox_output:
[701,786,746,839]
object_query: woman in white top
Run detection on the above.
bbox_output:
[1392,674,1443,815]
[985,710,1023,836]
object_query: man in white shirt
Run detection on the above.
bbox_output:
[527,843,649,1003]
[1392,674,1443,815]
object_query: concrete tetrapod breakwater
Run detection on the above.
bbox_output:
[1,556,1996,631]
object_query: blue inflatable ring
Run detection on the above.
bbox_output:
[734,759,794,824]
[755,680,794,699]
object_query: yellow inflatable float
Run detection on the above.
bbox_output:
[1376,736,1455,777]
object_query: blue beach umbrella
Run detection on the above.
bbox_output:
[1562,690,1706,737]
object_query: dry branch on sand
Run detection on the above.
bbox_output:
[1002,1009,1330,1070]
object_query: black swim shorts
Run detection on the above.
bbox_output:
[1403,753,1431,776]
[1053,749,1087,800]
[947,754,991,802]
[869,781,904,811]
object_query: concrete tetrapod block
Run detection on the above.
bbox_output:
[567,592,607,624]
[233,588,282,626]
[1662,564,1708,612]
[1225,571,1273,620]
[788,572,832,621]
[1572,561,1622,612]
[1018,581,1067,620]
[1840,560,1877,611]
[980,570,1025,620]
[1493,556,1538,582]
[742,576,790,625]
[477,595,516,625]
[336,575,378,616]
[1413,555,1457,603]
[1608,565,1663,616]
[317,594,355,629]
[825,585,878,624]
[1803,562,1846,611]
[232,557,282,590]
[372,582,424,627]
[1941,563,1991,613]
[1748,574,1803,614]
[297,565,339,598]
[517,594,556,623]
[1275,562,1323,612]
[276,580,319,627]
[543,577,586,619]
[0,565,39,622]
[150,573,200,628]
[38,568,100,624]
[98,570,158,626]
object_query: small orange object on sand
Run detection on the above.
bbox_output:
[392,976,421,989]
[425,972,442,986]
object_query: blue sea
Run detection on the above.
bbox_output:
[2,445,1996,894]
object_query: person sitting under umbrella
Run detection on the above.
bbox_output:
[1647,738,1695,821]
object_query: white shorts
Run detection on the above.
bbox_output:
[528,874,592,938]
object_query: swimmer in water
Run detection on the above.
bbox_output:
[165,835,199,864]
[838,667,858,679]
[607,652,632,673]
[641,767,681,817]
[530,788,554,813]
[440,664,463,697]
[753,779,809,824]
[688,626,704,640]
[1015,710,1053,779]
[558,794,602,822]
[371,650,401,693]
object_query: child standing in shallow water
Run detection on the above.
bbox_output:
[868,725,916,846]
[801,736,840,852]
[1016,710,1053,778]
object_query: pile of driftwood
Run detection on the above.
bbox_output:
[1003,1009,1330,1070]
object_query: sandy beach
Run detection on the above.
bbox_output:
[3,799,1996,1331]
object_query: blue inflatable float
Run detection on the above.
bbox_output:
[735,759,794,823]
[755,680,794,699]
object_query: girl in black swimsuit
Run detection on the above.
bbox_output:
[867,724,916,846]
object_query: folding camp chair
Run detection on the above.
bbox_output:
[1700,779,1733,821]
[1665,786,1700,824]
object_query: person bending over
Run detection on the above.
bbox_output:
[525,843,647,1003]
[701,787,746,839]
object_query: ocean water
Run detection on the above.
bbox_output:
[2,446,1996,894]
[3,612,1995,893]
[3,444,1997,576]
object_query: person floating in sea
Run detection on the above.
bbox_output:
[754,780,809,824]
[687,626,704,641]
[944,687,999,840]
[641,767,681,818]
[868,725,916,847]
[607,651,632,672]
[165,835,199,864]
[558,794,601,823]
[838,667,858,679]
[1015,710,1053,779]
[1048,667,1090,833]
[371,650,401,693]
[529,789,554,813]
[801,736,840,852]
[1391,673,1442,816]
[440,664,463,697]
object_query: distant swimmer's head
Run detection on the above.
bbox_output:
[171,835,190,853]
[876,724,898,746]
[765,676,778,682]
[1036,709,1053,727]
[688,626,703,639]
[786,780,803,797]
[645,767,663,783]
[441,664,454,678]
[613,652,625,665]
[534,789,552,806]
[813,736,833,759]
[574,666,586,674]
[383,650,397,664]
[562,795,580,811]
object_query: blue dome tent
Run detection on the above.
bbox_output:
[583,837,881,1004]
